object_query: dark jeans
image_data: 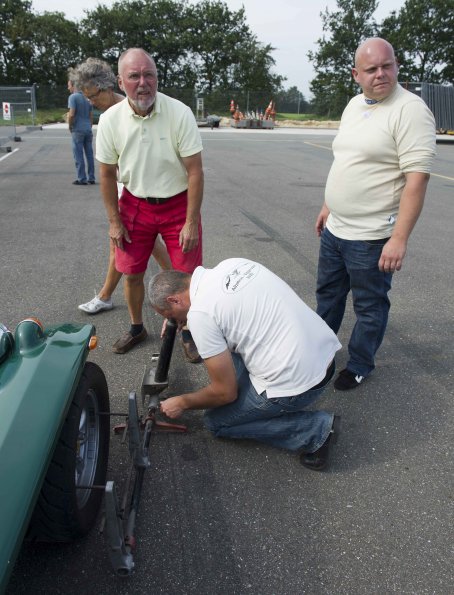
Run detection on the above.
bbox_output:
[203,353,334,453]
[316,227,392,377]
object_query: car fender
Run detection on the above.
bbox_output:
[0,320,96,588]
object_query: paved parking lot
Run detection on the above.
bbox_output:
[2,124,453,594]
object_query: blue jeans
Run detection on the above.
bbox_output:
[71,130,94,182]
[203,353,334,453]
[316,228,392,377]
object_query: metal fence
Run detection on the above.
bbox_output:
[0,85,38,126]
[7,84,285,118]
[404,82,454,131]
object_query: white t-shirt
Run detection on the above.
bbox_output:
[325,84,436,240]
[187,259,341,398]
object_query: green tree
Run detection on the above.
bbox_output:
[80,0,192,87]
[275,86,309,114]
[308,0,378,117]
[2,0,288,98]
[80,0,283,92]
[231,38,285,93]
[187,1,282,94]
[187,0,251,92]
[0,0,33,83]
[0,2,80,85]
[380,0,454,84]
[28,12,81,85]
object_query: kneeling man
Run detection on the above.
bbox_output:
[148,258,341,470]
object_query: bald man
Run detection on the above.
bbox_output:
[314,38,436,391]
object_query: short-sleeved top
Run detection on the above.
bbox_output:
[325,84,436,240]
[67,92,92,132]
[95,92,203,198]
[187,258,342,398]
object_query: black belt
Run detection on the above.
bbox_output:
[311,359,335,391]
[138,195,172,205]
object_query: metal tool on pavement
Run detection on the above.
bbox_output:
[105,318,187,576]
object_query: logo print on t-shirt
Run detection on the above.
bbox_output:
[223,261,260,293]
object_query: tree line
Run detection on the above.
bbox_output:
[1,0,452,116]
[309,0,454,116]
[1,1,284,93]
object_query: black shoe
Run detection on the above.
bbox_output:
[73,180,87,185]
[300,416,340,471]
[334,368,364,391]
[88,180,96,184]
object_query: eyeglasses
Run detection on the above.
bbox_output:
[85,88,104,100]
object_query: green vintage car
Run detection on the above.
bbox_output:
[0,318,110,591]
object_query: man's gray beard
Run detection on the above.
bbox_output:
[129,94,156,112]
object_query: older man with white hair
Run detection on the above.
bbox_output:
[96,48,204,361]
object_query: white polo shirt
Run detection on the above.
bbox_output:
[96,92,203,198]
[187,259,342,398]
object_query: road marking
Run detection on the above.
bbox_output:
[202,137,326,143]
[0,148,19,162]
[304,141,332,150]
[26,136,68,140]
[431,172,454,182]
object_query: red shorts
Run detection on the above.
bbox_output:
[115,188,203,275]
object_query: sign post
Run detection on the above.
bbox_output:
[2,102,21,141]
[2,102,11,121]
[196,97,204,120]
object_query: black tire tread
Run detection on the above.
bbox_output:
[28,362,110,542]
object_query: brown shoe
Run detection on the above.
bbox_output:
[112,328,148,354]
[181,330,202,364]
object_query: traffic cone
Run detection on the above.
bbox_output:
[265,100,272,120]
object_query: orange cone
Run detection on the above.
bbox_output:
[265,100,272,120]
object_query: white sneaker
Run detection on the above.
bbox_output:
[78,294,113,314]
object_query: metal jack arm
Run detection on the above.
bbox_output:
[141,318,178,404]
[105,318,186,577]
[154,318,177,383]
[105,480,134,576]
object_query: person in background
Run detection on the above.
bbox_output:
[95,49,204,361]
[75,58,171,315]
[67,68,95,185]
[315,38,436,391]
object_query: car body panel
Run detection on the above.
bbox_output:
[0,320,95,590]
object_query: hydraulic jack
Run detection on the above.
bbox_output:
[104,319,187,576]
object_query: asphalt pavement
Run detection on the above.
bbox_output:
[1,123,453,595]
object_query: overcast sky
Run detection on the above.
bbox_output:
[31,0,407,97]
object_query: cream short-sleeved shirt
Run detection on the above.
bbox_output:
[96,92,203,198]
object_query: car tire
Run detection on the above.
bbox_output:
[29,362,110,541]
